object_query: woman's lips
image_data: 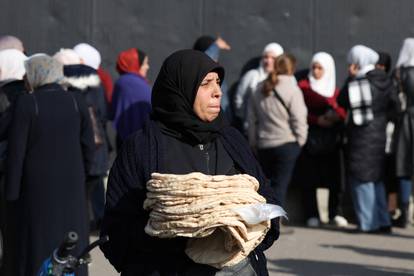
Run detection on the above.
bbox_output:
[208,105,221,111]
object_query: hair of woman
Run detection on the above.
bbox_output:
[262,53,296,96]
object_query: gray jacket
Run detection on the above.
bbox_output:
[248,75,308,149]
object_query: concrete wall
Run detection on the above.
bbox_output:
[1,0,413,90]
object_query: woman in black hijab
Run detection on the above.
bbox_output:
[100,50,278,276]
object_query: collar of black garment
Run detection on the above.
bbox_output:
[33,82,63,92]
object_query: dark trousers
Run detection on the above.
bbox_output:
[299,149,345,220]
[86,176,105,225]
[258,142,301,207]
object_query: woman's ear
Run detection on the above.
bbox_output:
[348,64,359,77]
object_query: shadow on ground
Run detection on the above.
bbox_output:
[320,244,414,261]
[267,259,414,276]
[287,223,414,240]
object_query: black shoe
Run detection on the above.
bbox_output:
[377,226,392,234]
[392,215,408,228]
[392,205,409,228]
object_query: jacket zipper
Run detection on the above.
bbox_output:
[199,144,210,174]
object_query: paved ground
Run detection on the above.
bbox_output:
[266,225,414,276]
[88,223,414,276]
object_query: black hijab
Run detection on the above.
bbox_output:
[151,49,226,144]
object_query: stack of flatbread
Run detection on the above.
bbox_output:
[144,172,270,268]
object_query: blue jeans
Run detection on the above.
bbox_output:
[399,178,412,205]
[350,178,390,231]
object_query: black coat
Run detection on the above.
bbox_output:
[0,80,26,140]
[64,64,109,177]
[5,83,95,276]
[338,69,399,182]
[100,120,279,276]
[394,66,414,177]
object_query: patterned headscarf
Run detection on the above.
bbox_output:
[347,45,379,77]
[24,54,64,89]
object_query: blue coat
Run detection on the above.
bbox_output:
[112,73,152,142]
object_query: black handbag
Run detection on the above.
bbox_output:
[305,125,342,156]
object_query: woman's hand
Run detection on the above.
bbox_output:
[324,110,340,123]
[215,37,231,50]
[317,115,334,127]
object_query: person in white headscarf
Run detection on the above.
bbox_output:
[0,49,28,139]
[337,45,399,233]
[234,42,284,133]
[63,46,109,232]
[296,52,348,228]
[392,38,414,228]
[0,35,24,52]
[53,48,82,65]
[74,42,114,104]
[396,38,414,68]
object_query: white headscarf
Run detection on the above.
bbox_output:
[25,54,64,89]
[53,48,82,65]
[73,43,101,70]
[308,52,336,97]
[259,42,284,76]
[262,42,284,58]
[396,38,414,68]
[0,49,27,81]
[347,45,379,77]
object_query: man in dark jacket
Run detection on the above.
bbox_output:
[338,45,399,233]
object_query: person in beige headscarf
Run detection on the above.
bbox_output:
[0,35,24,52]
[53,48,82,65]
[5,54,94,276]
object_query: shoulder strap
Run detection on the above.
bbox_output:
[272,88,290,115]
[68,92,79,113]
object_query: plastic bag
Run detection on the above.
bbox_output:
[232,203,287,225]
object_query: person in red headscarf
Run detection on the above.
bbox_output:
[111,48,151,150]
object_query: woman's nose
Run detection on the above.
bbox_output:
[212,83,222,98]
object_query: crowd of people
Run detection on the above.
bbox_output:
[236,40,412,235]
[0,33,412,275]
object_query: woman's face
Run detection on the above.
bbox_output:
[311,62,324,80]
[262,52,276,73]
[193,72,222,122]
[139,56,150,77]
